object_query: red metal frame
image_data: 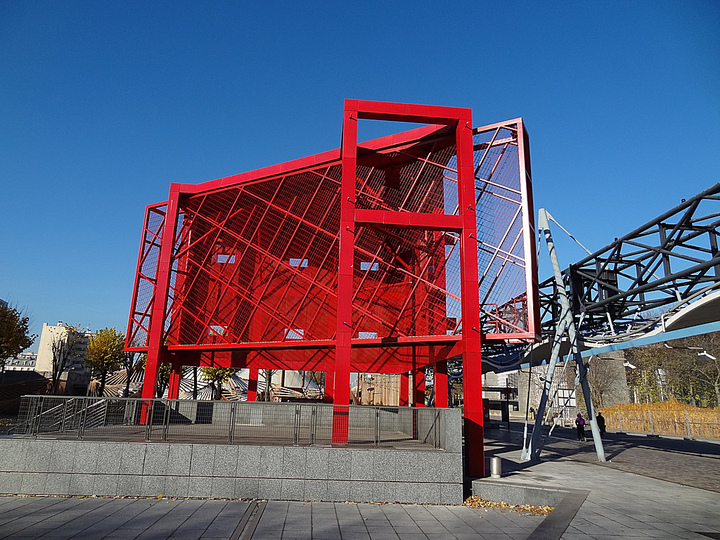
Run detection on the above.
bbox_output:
[126,100,539,478]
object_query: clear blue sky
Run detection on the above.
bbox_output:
[1,1,718,350]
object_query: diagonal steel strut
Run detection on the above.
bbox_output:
[521,208,606,462]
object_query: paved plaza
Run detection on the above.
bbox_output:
[1,423,718,539]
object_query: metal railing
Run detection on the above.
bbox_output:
[607,409,720,439]
[16,395,446,449]
[531,405,720,439]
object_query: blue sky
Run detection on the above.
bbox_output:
[1,1,718,350]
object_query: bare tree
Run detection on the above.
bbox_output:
[586,355,625,409]
[684,332,720,418]
[260,369,278,401]
[49,325,86,395]
[121,350,145,397]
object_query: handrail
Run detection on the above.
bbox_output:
[16,395,450,449]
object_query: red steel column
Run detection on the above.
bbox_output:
[434,359,448,408]
[457,115,485,477]
[167,360,182,400]
[247,367,258,402]
[142,186,181,405]
[332,101,358,444]
[324,370,335,403]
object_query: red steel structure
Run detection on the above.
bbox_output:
[126,100,539,477]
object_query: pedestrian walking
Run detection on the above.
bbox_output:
[576,412,586,441]
[596,411,606,437]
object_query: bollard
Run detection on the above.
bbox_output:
[490,457,502,479]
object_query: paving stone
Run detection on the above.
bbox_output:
[165,475,190,498]
[258,445,284,479]
[189,444,216,477]
[143,443,170,475]
[281,446,307,479]
[167,444,193,476]
[326,448,351,480]
[304,447,329,481]
[212,444,240,478]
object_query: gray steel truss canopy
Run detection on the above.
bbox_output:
[539,182,720,344]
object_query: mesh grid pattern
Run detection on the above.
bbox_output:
[130,119,534,354]
[127,205,166,348]
[356,134,458,214]
[165,167,341,346]
[473,125,530,334]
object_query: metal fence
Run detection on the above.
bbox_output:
[537,405,720,439]
[16,396,447,449]
[607,409,720,439]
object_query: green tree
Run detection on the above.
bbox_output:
[86,328,125,396]
[138,356,172,397]
[0,304,36,377]
[200,367,236,400]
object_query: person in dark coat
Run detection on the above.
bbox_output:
[596,412,606,437]
[575,413,586,441]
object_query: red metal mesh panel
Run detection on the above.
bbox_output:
[353,226,455,339]
[126,205,166,348]
[129,117,536,358]
[473,123,531,335]
[164,166,342,347]
[356,131,457,214]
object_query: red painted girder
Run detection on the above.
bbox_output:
[350,99,472,125]
[163,123,447,197]
[354,209,463,231]
[162,333,461,352]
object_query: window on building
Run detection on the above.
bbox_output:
[357,331,378,339]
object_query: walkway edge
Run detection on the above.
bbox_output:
[527,489,589,540]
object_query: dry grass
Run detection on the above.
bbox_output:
[601,400,720,438]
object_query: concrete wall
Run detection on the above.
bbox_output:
[0,409,463,504]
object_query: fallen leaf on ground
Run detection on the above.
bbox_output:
[464,496,554,516]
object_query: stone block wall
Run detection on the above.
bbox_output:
[0,409,463,504]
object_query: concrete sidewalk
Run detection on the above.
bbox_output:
[0,497,543,539]
[1,426,718,539]
[477,424,720,539]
